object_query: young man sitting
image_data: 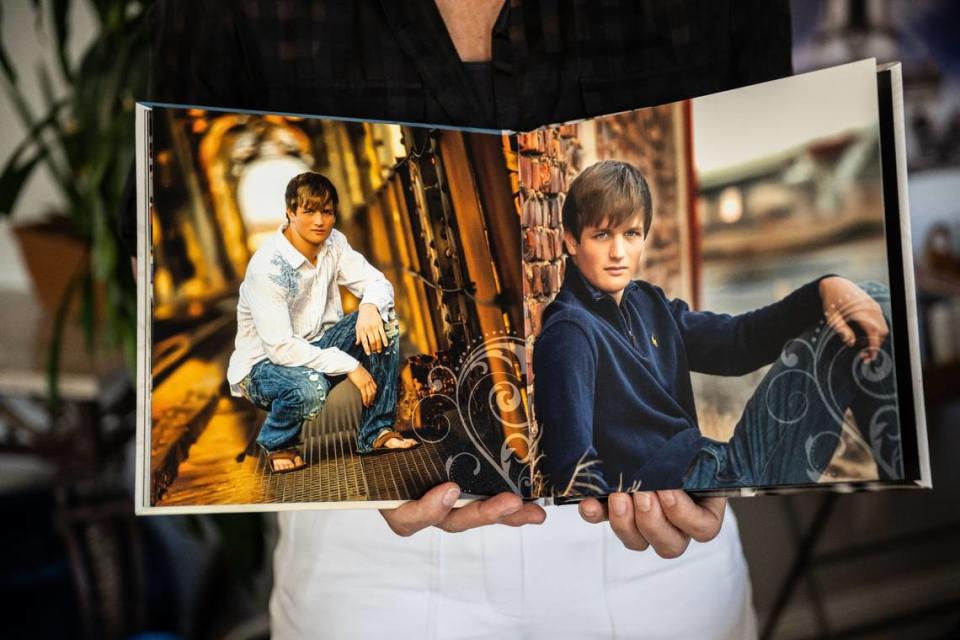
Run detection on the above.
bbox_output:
[533,160,900,495]
[226,172,417,473]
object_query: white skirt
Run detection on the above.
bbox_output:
[270,503,756,639]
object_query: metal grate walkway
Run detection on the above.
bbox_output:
[158,392,463,507]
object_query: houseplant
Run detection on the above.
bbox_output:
[0,0,150,410]
[1,6,270,630]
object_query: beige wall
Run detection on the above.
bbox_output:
[0,1,98,291]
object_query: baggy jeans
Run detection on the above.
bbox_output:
[683,282,902,489]
[239,311,400,454]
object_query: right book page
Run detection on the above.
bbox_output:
[521,59,930,499]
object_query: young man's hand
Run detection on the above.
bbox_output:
[355,303,389,355]
[818,276,888,363]
[347,363,378,407]
[578,491,726,558]
[379,483,546,536]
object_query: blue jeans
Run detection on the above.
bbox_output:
[239,312,400,454]
[683,282,901,489]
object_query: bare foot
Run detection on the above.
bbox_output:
[272,455,304,470]
[266,447,306,473]
[381,435,418,449]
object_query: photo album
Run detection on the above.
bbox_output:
[135,59,930,513]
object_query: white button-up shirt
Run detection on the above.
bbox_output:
[226,226,394,394]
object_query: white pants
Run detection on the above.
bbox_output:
[271,503,756,639]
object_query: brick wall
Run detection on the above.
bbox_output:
[518,124,581,434]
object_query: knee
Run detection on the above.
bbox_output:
[856,280,893,339]
[386,328,400,352]
[366,319,400,359]
[856,281,892,315]
[856,280,889,298]
[281,372,328,416]
[341,311,359,329]
[384,315,401,350]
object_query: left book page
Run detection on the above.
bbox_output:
[135,104,533,513]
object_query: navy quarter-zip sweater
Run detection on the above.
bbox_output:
[533,263,825,494]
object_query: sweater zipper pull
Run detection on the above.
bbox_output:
[617,304,639,349]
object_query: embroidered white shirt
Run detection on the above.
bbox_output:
[226,226,394,394]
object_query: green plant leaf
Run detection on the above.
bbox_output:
[0,72,78,207]
[8,0,153,409]
[50,0,74,83]
[0,4,18,85]
[0,150,46,216]
[0,102,67,216]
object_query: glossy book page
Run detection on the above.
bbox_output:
[135,107,534,513]
[523,60,930,500]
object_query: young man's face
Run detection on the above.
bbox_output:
[565,213,645,304]
[286,197,336,247]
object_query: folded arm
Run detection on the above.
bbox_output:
[669,278,826,376]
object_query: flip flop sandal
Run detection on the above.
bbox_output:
[265,446,307,473]
[367,429,420,454]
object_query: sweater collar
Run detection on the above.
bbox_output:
[563,261,639,306]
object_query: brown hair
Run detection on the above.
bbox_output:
[561,160,652,243]
[284,172,339,220]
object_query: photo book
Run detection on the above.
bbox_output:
[135,59,930,514]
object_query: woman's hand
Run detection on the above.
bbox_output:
[578,491,726,558]
[380,483,547,536]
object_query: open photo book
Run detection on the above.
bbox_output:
[135,59,930,514]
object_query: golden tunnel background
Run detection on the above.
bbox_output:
[148,110,528,504]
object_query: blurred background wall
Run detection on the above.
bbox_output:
[731,3,960,639]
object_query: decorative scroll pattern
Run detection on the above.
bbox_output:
[409,334,536,494]
[766,282,900,481]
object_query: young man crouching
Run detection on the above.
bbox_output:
[226,172,417,473]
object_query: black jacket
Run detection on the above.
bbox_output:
[124,0,792,249]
